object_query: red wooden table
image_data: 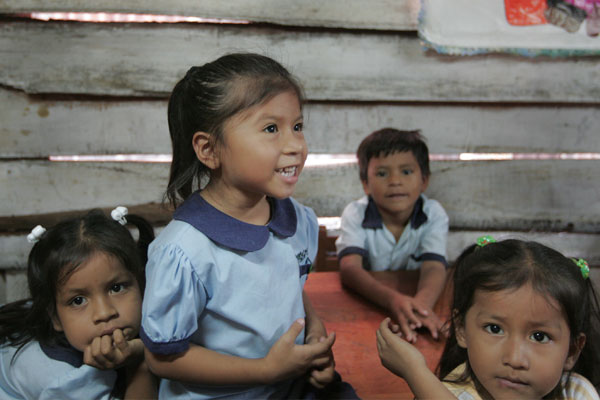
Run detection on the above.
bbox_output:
[304,271,451,400]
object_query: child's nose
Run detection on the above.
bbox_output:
[93,297,119,323]
[282,128,305,154]
[501,336,529,370]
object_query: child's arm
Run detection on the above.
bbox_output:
[144,318,335,386]
[340,254,429,342]
[415,260,446,309]
[303,291,336,389]
[376,318,456,399]
[123,359,158,399]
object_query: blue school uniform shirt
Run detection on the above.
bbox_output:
[335,194,448,271]
[141,193,318,399]
[0,341,117,399]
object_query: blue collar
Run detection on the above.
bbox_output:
[362,195,428,230]
[40,342,83,368]
[173,192,297,252]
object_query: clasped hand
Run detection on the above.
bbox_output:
[388,293,443,343]
[263,318,335,387]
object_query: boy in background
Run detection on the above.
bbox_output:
[336,128,448,342]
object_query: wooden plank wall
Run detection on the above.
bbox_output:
[1,1,599,302]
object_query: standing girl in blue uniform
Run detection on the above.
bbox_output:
[377,237,600,399]
[140,53,351,399]
[0,208,157,399]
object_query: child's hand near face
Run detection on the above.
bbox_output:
[389,293,443,342]
[262,319,335,384]
[84,329,144,370]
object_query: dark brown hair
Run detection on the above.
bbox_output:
[356,128,430,182]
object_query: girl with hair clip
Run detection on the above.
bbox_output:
[0,207,157,399]
[141,53,356,399]
[377,236,600,399]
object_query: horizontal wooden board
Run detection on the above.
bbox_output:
[2,21,600,102]
[2,160,599,232]
[2,88,600,157]
[0,0,418,30]
[3,228,599,275]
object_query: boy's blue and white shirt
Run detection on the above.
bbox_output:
[0,341,117,399]
[141,193,318,399]
[335,194,448,271]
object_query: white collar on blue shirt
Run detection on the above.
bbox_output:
[173,192,297,252]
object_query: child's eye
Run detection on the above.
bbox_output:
[375,170,388,178]
[110,283,127,294]
[69,296,87,307]
[263,124,278,134]
[484,324,503,335]
[530,331,550,343]
[294,122,303,132]
[402,169,413,175]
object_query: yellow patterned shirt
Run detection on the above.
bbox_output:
[441,363,599,400]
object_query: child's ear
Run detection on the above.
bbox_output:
[361,179,371,196]
[192,131,220,170]
[51,313,63,332]
[453,309,468,349]
[421,174,430,192]
[564,333,586,370]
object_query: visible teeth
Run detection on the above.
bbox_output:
[277,166,296,177]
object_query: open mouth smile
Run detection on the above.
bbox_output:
[276,166,297,177]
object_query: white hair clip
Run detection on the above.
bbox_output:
[27,225,46,243]
[111,206,128,225]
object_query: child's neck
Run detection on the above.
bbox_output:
[200,184,271,225]
[378,206,413,242]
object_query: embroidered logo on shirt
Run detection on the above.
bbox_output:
[296,249,313,276]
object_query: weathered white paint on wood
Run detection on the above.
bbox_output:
[0,0,419,30]
[2,160,599,231]
[2,22,600,102]
[3,229,598,303]
[2,89,600,157]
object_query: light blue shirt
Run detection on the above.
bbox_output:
[141,193,318,399]
[335,195,448,271]
[0,341,117,400]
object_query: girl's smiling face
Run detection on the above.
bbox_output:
[456,284,583,400]
[203,89,307,204]
[52,251,142,352]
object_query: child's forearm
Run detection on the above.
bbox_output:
[404,367,457,400]
[339,255,400,311]
[124,359,158,399]
[145,345,273,386]
[415,261,447,309]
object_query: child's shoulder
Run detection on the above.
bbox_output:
[1,341,116,399]
[420,195,448,221]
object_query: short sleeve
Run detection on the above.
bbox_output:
[335,200,368,260]
[141,243,207,355]
[416,200,449,267]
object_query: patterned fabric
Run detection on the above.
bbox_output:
[442,363,600,400]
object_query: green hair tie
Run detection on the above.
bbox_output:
[572,258,590,280]
[476,235,496,247]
